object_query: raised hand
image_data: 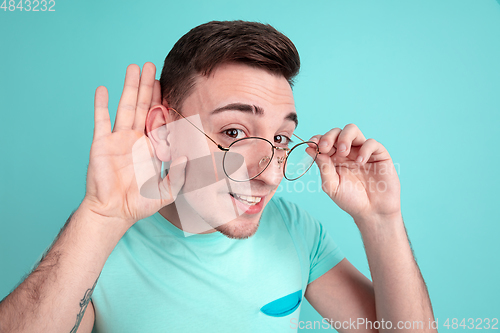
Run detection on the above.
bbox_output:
[82,63,186,226]
[310,124,401,224]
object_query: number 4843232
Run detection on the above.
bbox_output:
[1,0,55,11]
[443,318,498,330]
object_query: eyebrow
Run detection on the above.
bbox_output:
[211,103,298,127]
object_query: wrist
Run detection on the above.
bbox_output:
[76,199,132,236]
[354,211,405,238]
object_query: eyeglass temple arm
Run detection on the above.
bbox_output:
[168,108,229,152]
[292,133,321,154]
[292,133,306,142]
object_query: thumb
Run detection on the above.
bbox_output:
[314,153,340,196]
[159,156,187,205]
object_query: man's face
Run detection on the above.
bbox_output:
[163,63,297,239]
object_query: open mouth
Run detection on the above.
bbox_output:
[229,192,266,214]
[229,193,263,206]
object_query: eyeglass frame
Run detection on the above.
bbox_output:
[167,107,321,182]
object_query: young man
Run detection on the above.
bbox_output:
[0,21,436,332]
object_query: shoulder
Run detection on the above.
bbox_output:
[268,197,344,284]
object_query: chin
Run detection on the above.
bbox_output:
[214,216,261,239]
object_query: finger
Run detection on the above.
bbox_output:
[308,135,330,156]
[93,86,111,140]
[151,80,162,107]
[159,156,187,204]
[315,128,342,155]
[308,135,321,145]
[336,124,366,157]
[113,64,141,132]
[133,62,156,131]
[309,134,335,171]
[355,138,390,164]
[305,144,318,158]
[314,151,340,192]
[308,135,323,157]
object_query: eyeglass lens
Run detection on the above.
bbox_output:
[222,138,317,182]
[283,142,318,180]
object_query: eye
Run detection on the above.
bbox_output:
[274,134,292,147]
[223,128,246,140]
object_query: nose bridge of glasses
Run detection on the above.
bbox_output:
[256,149,282,167]
[270,146,288,168]
[251,144,286,171]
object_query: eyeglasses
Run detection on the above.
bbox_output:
[168,108,320,182]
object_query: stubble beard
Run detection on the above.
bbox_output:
[214,215,262,239]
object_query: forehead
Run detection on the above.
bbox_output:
[181,63,296,117]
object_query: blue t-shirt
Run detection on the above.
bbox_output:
[91,197,344,333]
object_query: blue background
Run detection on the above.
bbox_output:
[1,0,499,331]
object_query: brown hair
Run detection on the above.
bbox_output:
[159,20,300,110]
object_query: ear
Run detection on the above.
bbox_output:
[146,104,172,162]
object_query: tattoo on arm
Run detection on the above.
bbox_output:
[70,276,99,333]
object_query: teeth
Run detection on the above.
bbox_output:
[232,194,262,205]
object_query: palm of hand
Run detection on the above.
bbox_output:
[316,141,401,221]
[85,130,161,223]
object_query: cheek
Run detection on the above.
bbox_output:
[180,151,227,194]
[181,182,245,225]
[168,113,214,160]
